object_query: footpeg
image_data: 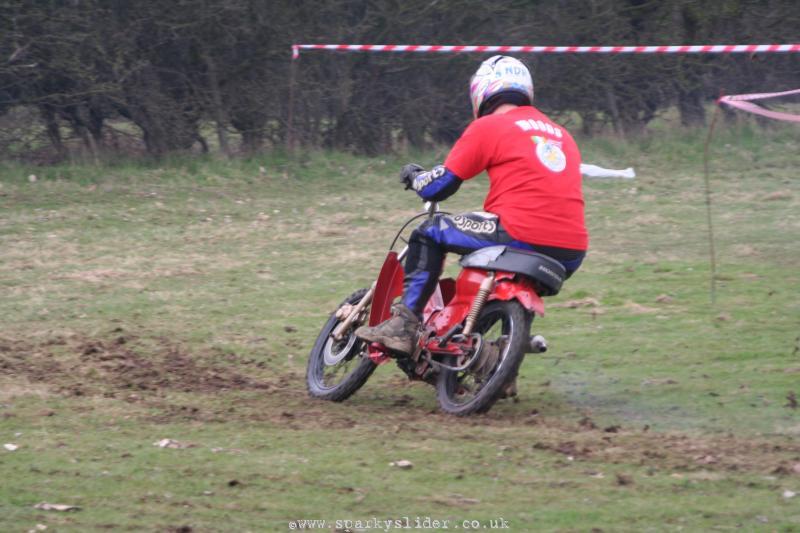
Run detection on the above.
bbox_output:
[368,342,392,364]
[438,323,463,347]
[526,334,547,353]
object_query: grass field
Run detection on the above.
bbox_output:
[1,123,799,532]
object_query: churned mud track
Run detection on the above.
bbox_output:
[268,392,800,479]
[2,335,798,480]
[0,331,272,398]
[147,369,800,480]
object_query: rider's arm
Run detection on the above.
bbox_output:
[411,165,462,202]
[443,116,497,180]
[405,117,494,202]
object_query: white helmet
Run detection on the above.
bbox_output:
[469,55,534,118]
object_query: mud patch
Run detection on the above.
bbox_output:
[0,333,270,398]
[188,383,800,477]
[3,335,799,477]
[523,423,800,475]
[235,383,800,478]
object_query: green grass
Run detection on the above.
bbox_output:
[1,122,799,531]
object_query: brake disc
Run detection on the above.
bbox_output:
[471,335,507,380]
[472,343,498,379]
[323,332,358,365]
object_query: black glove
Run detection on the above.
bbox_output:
[399,163,425,190]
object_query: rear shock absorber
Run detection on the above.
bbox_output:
[462,272,495,336]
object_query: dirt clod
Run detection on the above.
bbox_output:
[642,378,678,386]
[785,391,798,409]
[696,454,718,465]
[81,342,102,355]
[615,473,634,486]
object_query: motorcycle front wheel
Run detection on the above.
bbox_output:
[436,300,531,416]
[306,288,377,401]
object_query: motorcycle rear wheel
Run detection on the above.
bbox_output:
[306,288,377,401]
[436,300,531,416]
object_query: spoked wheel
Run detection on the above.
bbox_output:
[436,300,532,416]
[306,288,377,401]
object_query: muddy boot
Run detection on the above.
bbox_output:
[355,304,419,357]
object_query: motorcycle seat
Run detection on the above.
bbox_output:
[459,245,566,296]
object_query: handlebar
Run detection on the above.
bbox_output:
[389,201,443,253]
[424,201,439,219]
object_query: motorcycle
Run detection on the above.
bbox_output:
[306,201,566,415]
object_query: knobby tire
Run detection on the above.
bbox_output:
[306,288,376,401]
[436,300,531,416]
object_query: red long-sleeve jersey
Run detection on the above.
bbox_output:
[444,105,588,250]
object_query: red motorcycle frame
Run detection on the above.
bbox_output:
[307,202,563,415]
[366,249,545,368]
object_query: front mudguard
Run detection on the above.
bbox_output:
[369,251,405,326]
[367,251,405,364]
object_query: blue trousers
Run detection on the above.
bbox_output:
[402,212,584,314]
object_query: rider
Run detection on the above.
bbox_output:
[356,55,588,356]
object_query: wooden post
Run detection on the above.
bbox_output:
[286,46,298,152]
[702,106,721,305]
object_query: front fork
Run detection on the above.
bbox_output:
[331,247,409,341]
[332,282,375,340]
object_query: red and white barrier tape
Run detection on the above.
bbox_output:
[718,88,800,123]
[292,43,800,59]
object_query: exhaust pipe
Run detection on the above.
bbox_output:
[527,334,547,354]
